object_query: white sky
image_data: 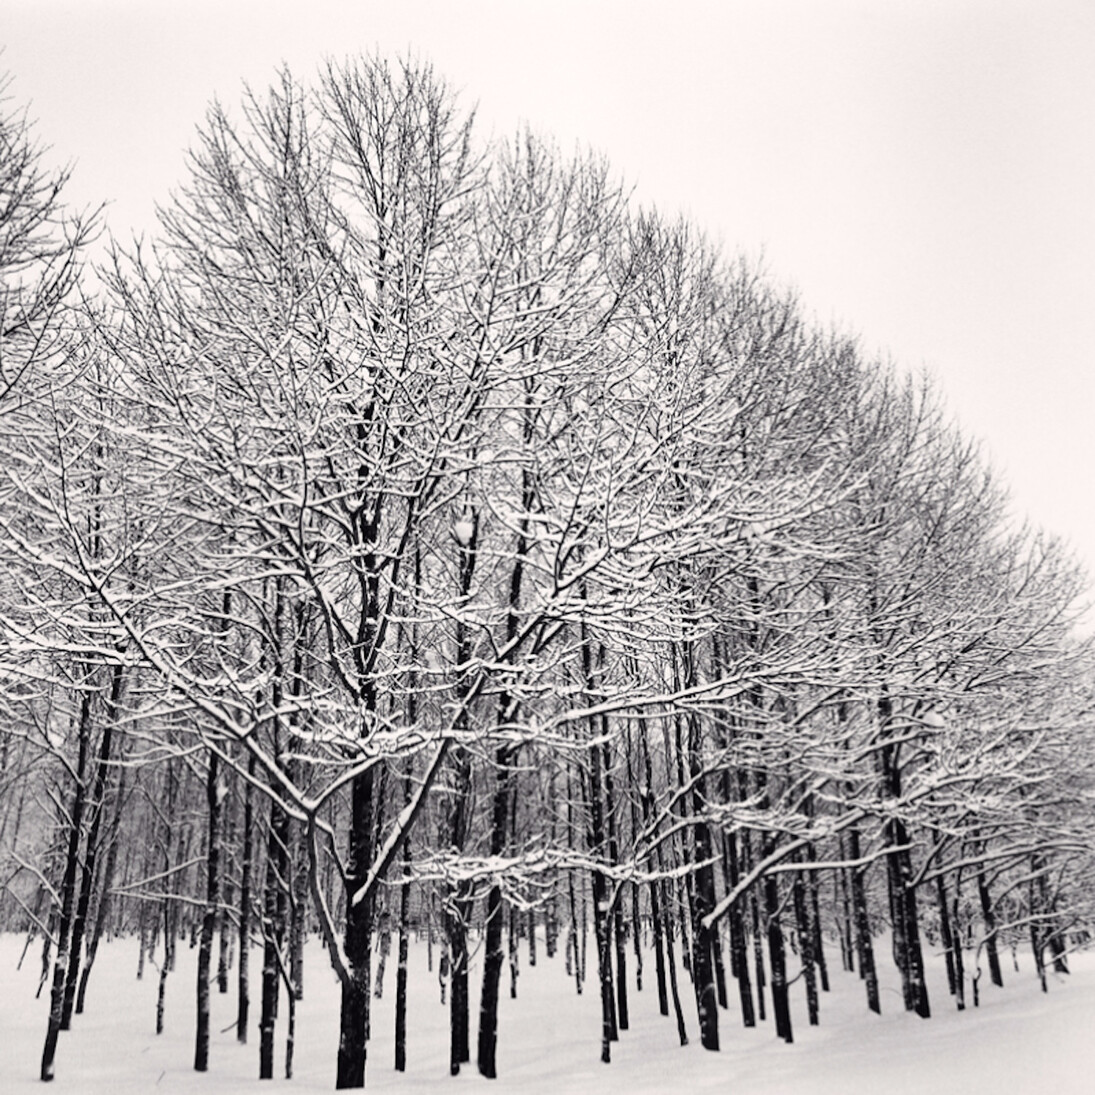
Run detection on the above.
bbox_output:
[5,0,1095,597]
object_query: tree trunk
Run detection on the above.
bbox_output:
[63,660,124,1029]
[663,878,689,1046]
[394,835,411,1072]
[805,847,830,993]
[847,825,880,1013]
[194,750,221,1072]
[336,767,374,1089]
[477,745,512,1078]
[217,786,234,996]
[40,687,94,1082]
[724,830,755,1027]
[76,748,128,1014]
[259,797,288,1080]
[976,866,1003,988]
[765,871,793,1044]
[793,867,819,1026]
[237,753,255,1043]
[879,694,929,1019]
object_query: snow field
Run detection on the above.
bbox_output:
[2,932,1093,1093]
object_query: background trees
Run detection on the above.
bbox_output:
[1,54,1093,1091]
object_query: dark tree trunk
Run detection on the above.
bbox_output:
[638,719,669,1017]
[765,872,793,1044]
[40,687,94,1082]
[445,742,473,1076]
[194,750,221,1072]
[477,746,512,1079]
[156,904,171,1036]
[837,837,856,973]
[886,821,930,1017]
[681,666,718,1051]
[937,874,957,995]
[847,826,879,1013]
[940,873,967,1010]
[566,859,583,995]
[976,867,1003,987]
[879,694,929,1019]
[76,747,128,1015]
[750,888,767,1023]
[662,878,689,1045]
[336,767,374,1089]
[237,753,255,1043]
[446,516,477,1077]
[720,815,756,1027]
[259,797,289,1080]
[217,786,234,996]
[793,867,819,1026]
[650,878,669,1016]
[687,812,719,1049]
[289,815,307,1003]
[586,718,618,1063]
[394,766,412,1072]
[805,848,830,993]
[394,878,410,1071]
[63,661,124,1029]
[508,904,519,999]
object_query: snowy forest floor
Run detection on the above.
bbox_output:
[2,932,1092,1093]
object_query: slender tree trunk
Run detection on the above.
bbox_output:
[750,886,767,1023]
[446,756,473,1077]
[237,753,255,1043]
[446,517,477,1077]
[586,724,618,1062]
[605,746,629,1034]
[805,847,830,993]
[638,719,669,1017]
[793,867,819,1026]
[477,746,512,1078]
[290,832,307,1001]
[837,837,856,974]
[508,905,520,999]
[663,878,689,1046]
[680,661,718,1051]
[194,751,221,1072]
[847,826,880,1013]
[336,766,374,1089]
[156,902,171,1036]
[765,871,793,1044]
[879,693,929,1019]
[937,873,966,1009]
[76,750,128,1015]
[40,688,94,1082]
[217,785,234,996]
[687,814,719,1049]
[724,830,755,1027]
[394,872,410,1071]
[63,661,124,1029]
[976,866,1003,987]
[260,797,290,1080]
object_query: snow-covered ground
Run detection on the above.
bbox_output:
[2,932,1092,1093]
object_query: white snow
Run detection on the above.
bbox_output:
[453,516,475,547]
[2,932,1092,1093]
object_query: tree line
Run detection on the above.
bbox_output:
[1,56,1094,1089]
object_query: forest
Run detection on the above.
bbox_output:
[1,55,1094,1090]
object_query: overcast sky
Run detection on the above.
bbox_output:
[5,0,1094,599]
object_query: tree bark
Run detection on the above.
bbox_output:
[237,753,255,1043]
[40,686,94,1082]
[194,749,221,1072]
[976,865,1003,987]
